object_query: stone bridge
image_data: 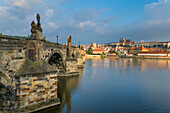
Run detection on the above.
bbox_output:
[0,36,86,75]
[0,13,86,112]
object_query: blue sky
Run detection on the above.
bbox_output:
[0,0,169,44]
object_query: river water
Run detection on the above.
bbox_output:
[38,58,170,113]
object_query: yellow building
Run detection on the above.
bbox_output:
[129,47,148,55]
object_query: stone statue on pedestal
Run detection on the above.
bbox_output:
[36,13,42,32]
[67,35,72,57]
[31,21,37,38]
[79,41,80,49]
[68,35,71,47]
[30,13,43,40]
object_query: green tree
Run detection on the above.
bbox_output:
[101,52,105,59]
[109,50,119,56]
[119,44,123,47]
[0,33,2,37]
[87,47,93,55]
[153,45,157,48]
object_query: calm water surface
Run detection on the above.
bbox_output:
[39,58,170,113]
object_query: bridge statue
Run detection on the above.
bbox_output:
[36,13,42,32]
[31,21,37,38]
[67,35,72,57]
[30,13,43,40]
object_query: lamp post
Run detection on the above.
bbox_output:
[56,35,59,44]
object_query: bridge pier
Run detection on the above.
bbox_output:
[14,59,60,112]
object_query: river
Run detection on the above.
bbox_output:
[38,58,170,113]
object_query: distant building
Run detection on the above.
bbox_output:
[80,45,90,51]
[106,52,118,58]
[159,42,170,48]
[119,37,134,45]
[138,51,170,57]
[104,38,170,49]
[92,48,105,54]
[119,49,129,56]
[97,44,102,47]
[91,42,97,48]
[167,48,170,52]
[129,47,148,55]
[120,37,126,43]
[134,41,159,47]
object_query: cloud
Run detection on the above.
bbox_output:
[45,9,54,17]
[145,0,170,8]
[47,22,58,29]
[3,0,44,9]
[97,0,170,43]
[102,16,116,23]
[144,0,170,20]
[77,21,96,28]
[0,0,170,44]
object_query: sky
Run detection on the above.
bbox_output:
[0,0,170,44]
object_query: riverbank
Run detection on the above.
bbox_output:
[86,55,119,59]
[86,54,170,60]
[132,56,170,60]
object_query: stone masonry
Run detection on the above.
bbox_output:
[14,59,60,112]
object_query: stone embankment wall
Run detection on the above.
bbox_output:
[86,55,101,59]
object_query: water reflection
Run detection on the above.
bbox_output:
[1,59,170,113]
[90,58,170,72]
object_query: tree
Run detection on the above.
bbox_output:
[101,52,105,59]
[0,33,2,37]
[153,45,157,48]
[119,44,123,47]
[87,47,93,55]
[109,50,119,56]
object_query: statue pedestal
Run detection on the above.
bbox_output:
[36,30,42,40]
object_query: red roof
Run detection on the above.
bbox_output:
[159,42,170,43]
[130,47,148,50]
[93,48,105,52]
[139,51,170,54]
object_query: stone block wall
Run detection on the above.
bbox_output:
[65,59,78,75]
[77,58,84,68]
[15,73,59,112]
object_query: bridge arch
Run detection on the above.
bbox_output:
[48,50,65,73]
[0,71,16,107]
[71,49,80,58]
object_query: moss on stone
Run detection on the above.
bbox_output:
[15,59,57,77]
